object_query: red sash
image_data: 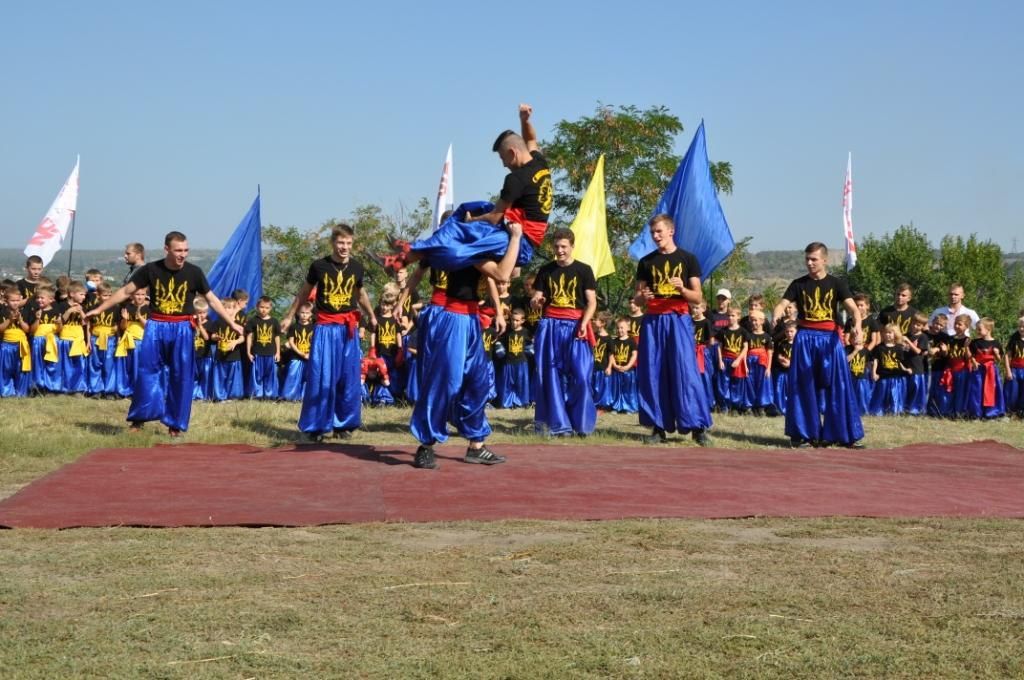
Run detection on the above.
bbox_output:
[695,345,705,373]
[646,298,690,315]
[150,312,191,323]
[430,289,448,306]
[722,350,748,378]
[317,310,361,334]
[504,206,547,247]
[1011,358,1024,369]
[543,307,596,347]
[748,347,770,368]
[974,349,998,407]
[444,299,479,315]
[799,320,841,335]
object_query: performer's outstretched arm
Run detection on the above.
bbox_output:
[85,281,137,319]
[203,291,245,335]
[519,104,539,152]
[476,222,523,284]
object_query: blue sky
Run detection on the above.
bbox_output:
[2,1,1021,255]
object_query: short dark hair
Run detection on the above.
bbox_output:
[25,255,43,267]
[492,129,516,152]
[331,224,354,240]
[551,228,575,245]
[258,295,273,305]
[805,242,828,256]
[164,231,187,246]
[126,242,145,255]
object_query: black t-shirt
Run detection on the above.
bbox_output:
[608,337,637,369]
[710,311,731,332]
[692,318,713,346]
[845,314,881,345]
[504,328,530,364]
[246,316,280,357]
[534,260,596,311]
[847,347,870,380]
[783,274,852,324]
[873,344,907,378]
[429,267,449,292]
[905,332,930,374]
[1006,334,1024,362]
[716,327,750,357]
[636,248,702,300]
[32,305,61,328]
[593,335,609,370]
[55,300,86,327]
[16,279,39,301]
[748,331,773,352]
[879,305,919,336]
[215,318,242,362]
[200,320,219,358]
[969,338,1001,359]
[628,314,644,340]
[773,339,793,372]
[123,303,148,323]
[399,290,419,319]
[305,257,365,313]
[519,295,542,331]
[927,331,949,371]
[946,336,970,364]
[90,305,117,331]
[500,150,552,224]
[445,266,483,303]
[194,323,210,358]
[482,326,498,361]
[288,322,315,358]
[129,260,210,316]
[374,317,401,358]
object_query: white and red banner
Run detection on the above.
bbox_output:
[842,152,856,270]
[24,156,80,266]
[431,144,454,231]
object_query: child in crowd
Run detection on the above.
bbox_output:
[211,298,245,401]
[281,302,314,402]
[745,310,774,416]
[246,296,281,400]
[691,302,716,410]
[968,318,1004,419]
[772,301,798,343]
[869,324,912,415]
[606,317,638,413]
[627,299,644,341]
[481,321,499,404]
[740,294,769,332]
[371,293,403,402]
[847,337,872,416]
[56,281,90,394]
[397,313,417,403]
[902,313,931,415]
[83,269,104,307]
[0,286,32,397]
[360,348,393,406]
[85,282,118,398]
[771,321,796,416]
[846,293,881,351]
[715,304,750,413]
[497,309,532,408]
[1003,316,1024,418]
[927,314,951,417]
[114,287,149,396]
[29,285,63,394]
[945,314,973,418]
[192,298,212,401]
[591,311,612,410]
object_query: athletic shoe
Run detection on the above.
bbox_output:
[333,429,353,440]
[642,428,668,445]
[692,430,711,447]
[305,432,325,443]
[413,445,439,470]
[464,446,506,465]
[844,440,866,450]
[790,437,811,449]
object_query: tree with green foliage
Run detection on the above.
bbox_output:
[542,103,733,314]
[848,225,942,312]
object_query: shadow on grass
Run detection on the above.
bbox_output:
[75,422,128,436]
[711,428,791,448]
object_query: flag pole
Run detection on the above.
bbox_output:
[65,210,77,277]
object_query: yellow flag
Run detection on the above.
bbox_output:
[569,154,614,279]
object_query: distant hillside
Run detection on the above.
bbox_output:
[0,249,221,282]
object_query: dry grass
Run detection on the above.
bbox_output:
[1,397,1023,678]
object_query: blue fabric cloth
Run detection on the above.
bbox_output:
[248,354,279,399]
[86,337,118,396]
[532,318,596,435]
[927,371,952,417]
[363,379,395,406]
[969,368,1005,419]
[403,350,419,403]
[593,369,612,408]
[745,356,774,410]
[299,322,362,435]
[772,371,790,415]
[193,355,213,401]
[868,376,907,415]
[126,319,195,431]
[1004,367,1024,416]
[57,339,87,394]
[609,369,639,414]
[852,378,872,416]
[114,348,136,397]
[30,337,62,392]
[785,328,863,445]
[715,355,748,411]
[628,122,734,280]
[212,360,244,401]
[498,360,532,408]
[206,193,262,317]
[700,346,716,408]
[411,201,533,271]
[906,374,928,415]
[949,370,971,418]
[637,313,712,433]
[410,308,492,445]
[280,358,307,401]
[0,342,30,397]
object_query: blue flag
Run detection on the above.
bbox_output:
[628,121,734,279]
[207,191,262,315]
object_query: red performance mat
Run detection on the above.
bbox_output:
[1,441,1022,528]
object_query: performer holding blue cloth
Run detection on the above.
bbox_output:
[634,215,713,446]
[86,231,242,436]
[772,242,865,449]
[281,224,377,442]
[530,228,598,437]
[383,104,551,274]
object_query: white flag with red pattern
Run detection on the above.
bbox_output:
[24,156,80,266]
[432,144,454,230]
[842,152,856,270]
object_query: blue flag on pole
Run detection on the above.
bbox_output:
[207,190,262,315]
[627,121,734,279]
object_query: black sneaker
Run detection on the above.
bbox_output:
[333,429,353,440]
[844,440,866,450]
[464,445,506,465]
[790,437,811,449]
[642,428,668,445]
[413,445,439,469]
[692,430,711,447]
[305,432,325,443]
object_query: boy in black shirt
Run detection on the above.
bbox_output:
[246,296,281,400]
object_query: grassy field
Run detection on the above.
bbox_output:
[1,396,1022,678]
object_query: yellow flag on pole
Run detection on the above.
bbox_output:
[569,154,614,279]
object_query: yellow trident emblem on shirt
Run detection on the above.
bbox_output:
[880,350,900,370]
[650,261,684,296]
[508,333,525,356]
[723,332,745,353]
[154,277,188,314]
[614,343,631,364]
[549,273,577,308]
[322,271,356,309]
[593,341,607,364]
[435,271,448,289]
[483,333,494,352]
[256,323,274,347]
[378,321,398,348]
[849,352,866,376]
[802,287,835,322]
[294,327,312,354]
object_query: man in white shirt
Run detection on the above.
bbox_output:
[929,283,979,335]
